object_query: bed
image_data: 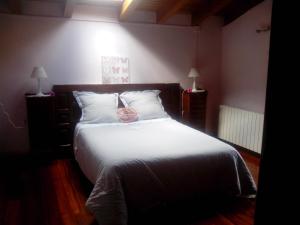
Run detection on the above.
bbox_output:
[52,83,256,225]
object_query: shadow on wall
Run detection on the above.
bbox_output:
[0,85,28,153]
[0,103,27,154]
[197,17,223,135]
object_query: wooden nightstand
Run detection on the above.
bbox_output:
[25,94,55,155]
[26,93,73,158]
[53,92,74,156]
[182,90,207,131]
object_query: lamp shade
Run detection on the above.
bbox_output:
[187,68,199,78]
[31,66,47,79]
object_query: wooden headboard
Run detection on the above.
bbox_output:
[53,83,182,121]
[51,83,182,153]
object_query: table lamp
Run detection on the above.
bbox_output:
[31,66,48,96]
[188,67,199,92]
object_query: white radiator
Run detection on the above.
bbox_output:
[218,105,264,153]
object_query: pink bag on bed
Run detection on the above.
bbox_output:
[117,107,138,123]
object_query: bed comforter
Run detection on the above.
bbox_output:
[74,118,256,225]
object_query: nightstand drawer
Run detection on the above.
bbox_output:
[190,104,206,111]
[188,107,206,115]
[55,93,70,108]
[189,114,206,120]
[189,95,206,102]
[56,110,71,123]
[53,92,74,157]
[56,123,72,145]
[57,144,72,152]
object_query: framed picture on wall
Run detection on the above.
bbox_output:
[101,56,130,84]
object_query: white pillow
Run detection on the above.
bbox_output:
[73,91,119,123]
[119,90,169,120]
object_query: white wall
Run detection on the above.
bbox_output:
[221,0,272,113]
[0,14,197,153]
[197,17,223,135]
[0,0,273,154]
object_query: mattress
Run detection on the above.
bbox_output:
[74,118,256,225]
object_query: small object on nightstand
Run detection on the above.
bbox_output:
[187,68,200,93]
[186,88,205,93]
[182,89,207,131]
[30,66,48,96]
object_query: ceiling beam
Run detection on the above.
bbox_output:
[64,0,76,18]
[120,0,142,21]
[157,0,192,24]
[191,0,233,26]
[7,0,22,14]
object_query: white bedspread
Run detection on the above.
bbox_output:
[74,118,256,225]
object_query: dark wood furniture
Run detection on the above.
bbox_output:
[182,90,207,131]
[52,83,182,156]
[25,94,55,155]
[25,94,73,157]
[54,97,73,155]
[26,84,182,159]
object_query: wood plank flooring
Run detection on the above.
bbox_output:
[0,150,259,225]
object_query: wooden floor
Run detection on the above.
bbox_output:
[0,150,260,225]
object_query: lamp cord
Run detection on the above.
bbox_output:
[0,102,24,129]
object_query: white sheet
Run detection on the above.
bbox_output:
[74,118,256,225]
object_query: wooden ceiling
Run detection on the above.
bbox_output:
[0,0,264,26]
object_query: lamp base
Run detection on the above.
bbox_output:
[35,78,47,97]
[35,92,47,97]
[192,79,197,92]
[192,89,205,93]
